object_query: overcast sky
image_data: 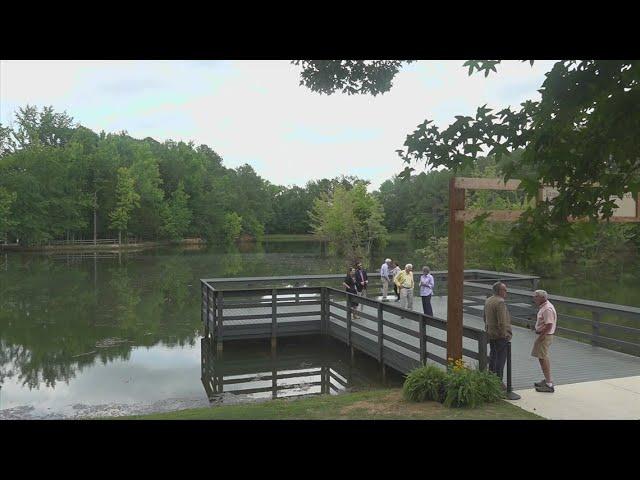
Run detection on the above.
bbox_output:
[0,60,556,190]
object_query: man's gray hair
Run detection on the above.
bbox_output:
[385,258,392,263]
[533,289,548,300]
[422,266,430,273]
[405,263,413,270]
[492,281,506,294]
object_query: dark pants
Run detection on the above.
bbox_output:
[421,294,433,317]
[393,284,400,300]
[489,338,509,381]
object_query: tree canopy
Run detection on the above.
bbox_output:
[293,60,640,262]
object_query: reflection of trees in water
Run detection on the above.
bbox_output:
[0,254,201,389]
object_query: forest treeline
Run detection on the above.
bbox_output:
[1,106,638,277]
[0,106,370,245]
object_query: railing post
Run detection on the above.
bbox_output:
[419,315,426,366]
[506,342,520,400]
[346,293,352,347]
[271,288,277,349]
[320,287,326,336]
[216,291,224,354]
[377,303,384,363]
[202,283,208,336]
[478,331,488,371]
[591,311,601,347]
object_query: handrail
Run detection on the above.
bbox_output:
[464,281,640,317]
[201,269,539,285]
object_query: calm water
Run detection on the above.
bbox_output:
[0,239,638,419]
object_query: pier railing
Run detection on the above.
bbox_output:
[200,280,509,389]
[463,282,640,356]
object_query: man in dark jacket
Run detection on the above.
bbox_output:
[483,281,513,387]
[355,262,368,311]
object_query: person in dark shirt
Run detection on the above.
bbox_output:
[343,267,359,319]
[355,262,368,312]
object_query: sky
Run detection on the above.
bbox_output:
[0,60,556,190]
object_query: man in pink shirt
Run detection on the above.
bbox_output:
[531,290,557,393]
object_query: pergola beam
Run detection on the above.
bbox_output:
[454,177,521,191]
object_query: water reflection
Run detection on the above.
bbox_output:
[201,336,403,403]
[0,241,401,400]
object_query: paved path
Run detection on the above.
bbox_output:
[507,376,640,419]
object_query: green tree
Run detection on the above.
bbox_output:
[0,187,17,241]
[309,184,387,258]
[161,181,192,241]
[109,167,140,244]
[294,60,640,263]
[221,212,243,244]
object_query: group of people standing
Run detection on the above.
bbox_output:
[342,259,435,318]
[342,262,369,319]
[344,262,558,395]
[379,258,435,317]
[484,282,557,393]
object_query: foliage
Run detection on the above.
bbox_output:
[403,359,504,408]
[0,187,17,240]
[160,181,192,241]
[374,169,450,239]
[293,60,413,96]
[309,183,388,258]
[221,212,243,244]
[443,359,503,408]
[0,106,278,245]
[403,364,447,402]
[109,167,140,242]
[294,60,640,263]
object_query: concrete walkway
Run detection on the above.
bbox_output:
[506,375,640,419]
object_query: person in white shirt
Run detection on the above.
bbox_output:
[419,266,435,317]
[380,258,392,300]
[531,290,557,393]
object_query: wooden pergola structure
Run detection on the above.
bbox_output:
[446,177,640,361]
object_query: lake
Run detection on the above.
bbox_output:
[1,237,638,418]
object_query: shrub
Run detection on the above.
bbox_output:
[403,364,447,403]
[443,361,504,408]
[474,369,505,404]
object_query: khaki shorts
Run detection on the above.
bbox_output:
[531,334,554,359]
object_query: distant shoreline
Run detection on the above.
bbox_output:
[0,233,408,253]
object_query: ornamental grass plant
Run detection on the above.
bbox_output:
[402,364,447,402]
[404,359,504,409]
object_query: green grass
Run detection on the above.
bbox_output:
[120,389,542,420]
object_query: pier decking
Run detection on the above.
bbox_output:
[201,271,640,391]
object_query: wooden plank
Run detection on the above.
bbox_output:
[447,177,465,361]
[455,210,524,222]
[382,334,421,354]
[351,322,379,338]
[381,320,420,338]
[454,177,521,191]
[377,303,384,362]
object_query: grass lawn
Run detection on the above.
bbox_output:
[122,389,542,420]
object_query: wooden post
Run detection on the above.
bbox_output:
[377,303,384,363]
[478,332,488,371]
[202,283,208,336]
[592,311,601,346]
[346,293,352,346]
[271,289,277,349]
[320,287,326,336]
[447,177,465,361]
[216,291,224,354]
[419,315,426,366]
